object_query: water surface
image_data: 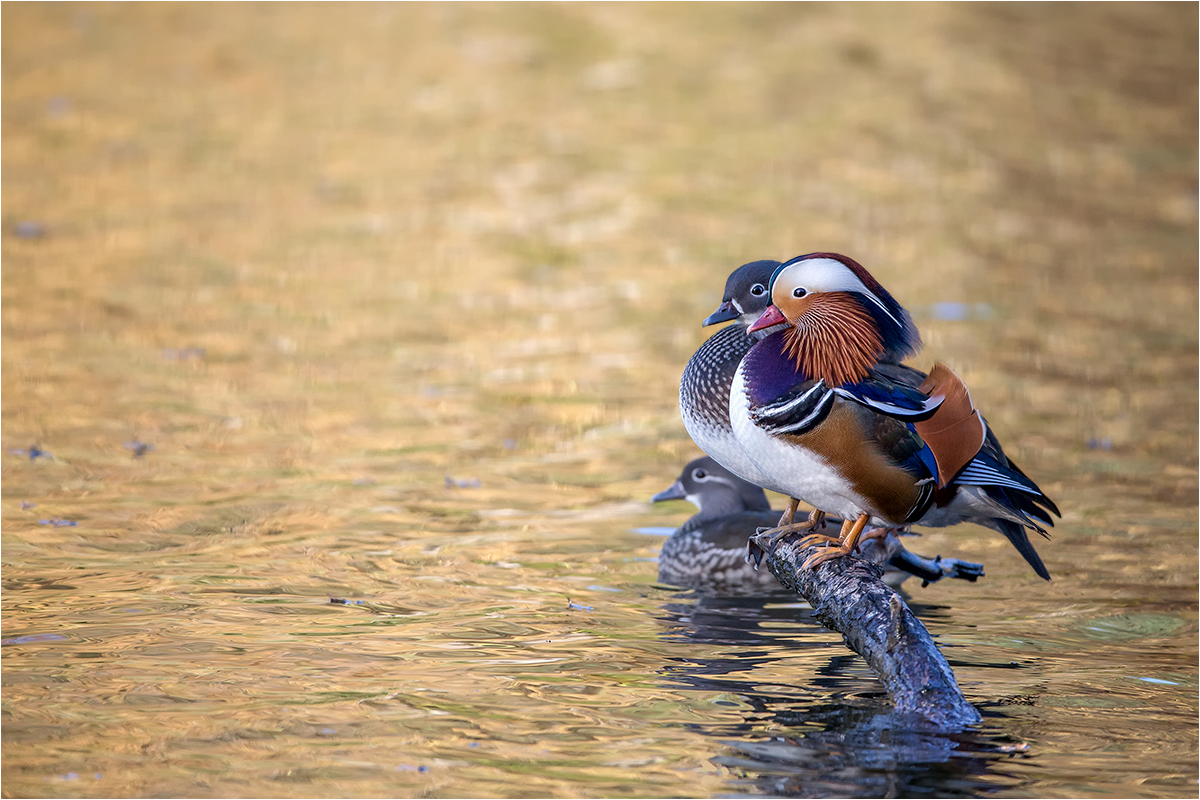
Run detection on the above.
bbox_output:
[3,4,1196,797]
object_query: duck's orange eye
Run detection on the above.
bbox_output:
[793,287,808,298]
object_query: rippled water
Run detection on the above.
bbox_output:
[3,508,1196,797]
[3,4,1197,798]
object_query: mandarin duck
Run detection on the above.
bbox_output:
[680,259,817,531]
[653,456,786,593]
[653,457,986,593]
[730,253,1059,579]
[680,260,780,489]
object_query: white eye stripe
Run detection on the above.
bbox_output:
[776,258,864,294]
[776,258,903,330]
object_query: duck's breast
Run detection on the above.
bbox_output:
[730,363,859,514]
[680,326,772,487]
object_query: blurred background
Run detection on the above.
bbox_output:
[3,4,1196,798]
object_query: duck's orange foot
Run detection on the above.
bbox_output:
[800,513,872,571]
[746,509,827,569]
[802,543,858,570]
[795,532,842,549]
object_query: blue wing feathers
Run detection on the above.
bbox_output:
[834,375,943,421]
[844,377,928,409]
[906,425,941,482]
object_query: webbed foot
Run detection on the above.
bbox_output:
[746,508,828,569]
[801,513,871,570]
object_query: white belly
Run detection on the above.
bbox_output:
[681,387,776,491]
[730,364,873,521]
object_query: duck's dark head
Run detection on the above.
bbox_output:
[652,456,771,518]
[702,259,782,331]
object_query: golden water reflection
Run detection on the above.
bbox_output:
[3,3,1197,798]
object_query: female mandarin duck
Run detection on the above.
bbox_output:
[730,253,1059,580]
[679,259,780,492]
[652,457,986,593]
[652,456,787,593]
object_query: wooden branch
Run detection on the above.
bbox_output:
[750,529,982,730]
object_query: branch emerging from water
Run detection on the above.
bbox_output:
[751,530,983,730]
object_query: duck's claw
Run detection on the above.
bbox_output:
[800,513,872,571]
[745,535,766,569]
[747,509,829,568]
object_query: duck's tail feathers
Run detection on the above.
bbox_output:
[993,518,1051,581]
[1004,457,1062,518]
[956,451,1060,530]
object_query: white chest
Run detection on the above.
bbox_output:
[680,384,773,490]
[729,364,873,521]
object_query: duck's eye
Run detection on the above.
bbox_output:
[749,283,766,296]
[692,469,708,480]
[793,287,808,298]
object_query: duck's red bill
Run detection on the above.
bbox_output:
[748,305,787,333]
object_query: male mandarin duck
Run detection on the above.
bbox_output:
[653,457,986,593]
[681,259,854,536]
[729,253,1059,579]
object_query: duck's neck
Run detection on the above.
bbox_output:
[692,487,745,519]
[783,294,882,387]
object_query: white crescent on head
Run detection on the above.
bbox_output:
[772,258,904,331]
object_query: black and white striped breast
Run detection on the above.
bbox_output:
[679,325,769,484]
[681,325,751,430]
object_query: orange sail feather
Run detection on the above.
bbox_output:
[913,363,986,487]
